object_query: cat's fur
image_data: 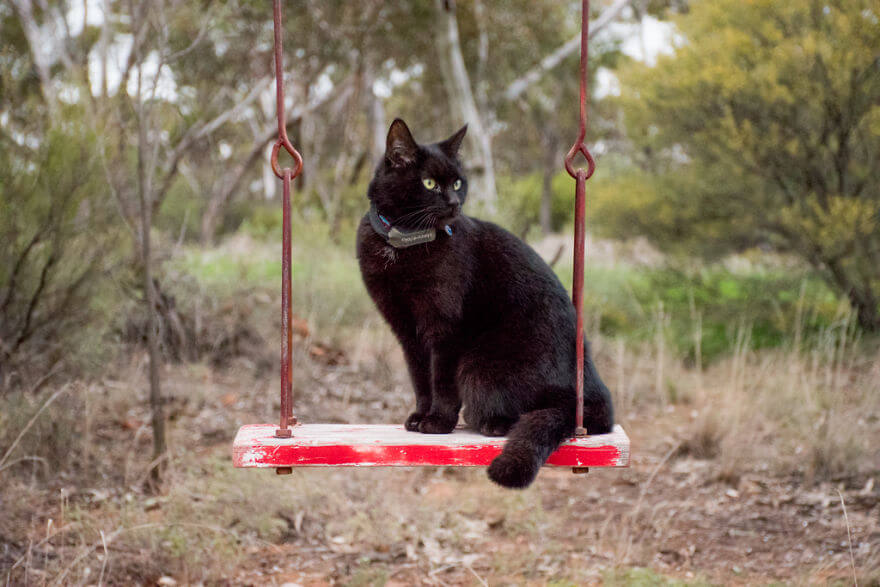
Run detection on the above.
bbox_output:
[356,119,614,488]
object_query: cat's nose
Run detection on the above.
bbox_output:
[447,194,461,207]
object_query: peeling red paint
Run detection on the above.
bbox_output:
[232,424,630,469]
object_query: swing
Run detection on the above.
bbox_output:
[233,0,630,474]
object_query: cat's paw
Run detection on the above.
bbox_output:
[404,412,425,431]
[478,417,515,437]
[418,413,457,434]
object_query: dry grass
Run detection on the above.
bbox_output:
[588,306,880,485]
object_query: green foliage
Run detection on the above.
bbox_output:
[589,161,760,259]
[497,171,575,236]
[608,0,880,329]
[604,567,710,586]
[156,176,204,241]
[635,267,840,364]
[554,257,842,364]
[178,244,279,294]
[174,218,375,346]
[238,204,285,241]
[0,124,118,385]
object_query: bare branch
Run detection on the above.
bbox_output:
[11,251,57,355]
[503,0,631,102]
[0,231,42,315]
[200,81,356,243]
[117,1,152,99]
[152,77,273,211]
[163,13,213,63]
[194,78,273,142]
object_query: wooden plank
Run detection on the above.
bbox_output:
[232,423,630,468]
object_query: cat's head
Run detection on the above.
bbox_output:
[367,118,468,230]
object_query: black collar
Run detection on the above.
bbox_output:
[368,203,452,248]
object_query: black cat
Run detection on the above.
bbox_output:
[356,119,614,488]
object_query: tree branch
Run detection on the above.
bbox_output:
[198,80,354,243]
[11,251,56,354]
[152,77,273,213]
[0,231,43,316]
[503,0,631,102]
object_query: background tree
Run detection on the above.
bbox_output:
[592,0,880,330]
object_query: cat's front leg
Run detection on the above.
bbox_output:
[399,333,432,431]
[419,343,461,434]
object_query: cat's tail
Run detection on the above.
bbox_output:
[486,407,572,489]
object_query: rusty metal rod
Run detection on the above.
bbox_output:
[272,0,301,439]
[564,0,596,438]
[573,171,587,437]
[278,169,294,438]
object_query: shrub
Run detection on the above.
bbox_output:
[496,171,575,236]
[0,126,119,389]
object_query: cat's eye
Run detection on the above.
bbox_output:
[453,179,462,191]
[422,178,437,190]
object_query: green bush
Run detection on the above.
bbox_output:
[496,171,575,236]
[0,388,83,473]
[239,203,284,240]
[0,125,119,386]
[156,176,204,241]
[637,267,841,364]
[553,258,844,364]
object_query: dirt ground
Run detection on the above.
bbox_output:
[2,334,878,585]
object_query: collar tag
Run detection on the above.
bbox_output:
[388,227,436,248]
[370,203,441,248]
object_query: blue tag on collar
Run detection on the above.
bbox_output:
[444,225,453,236]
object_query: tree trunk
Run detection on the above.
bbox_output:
[433,0,497,212]
[539,128,559,235]
[824,257,880,332]
[134,34,166,491]
[200,195,224,247]
[100,0,111,100]
[360,61,387,165]
[852,295,880,332]
[472,0,490,116]
[10,0,57,122]
[141,190,166,490]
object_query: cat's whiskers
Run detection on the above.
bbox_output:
[394,209,428,223]
[417,213,438,230]
[393,206,445,229]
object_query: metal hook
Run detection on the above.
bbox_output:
[271,137,304,180]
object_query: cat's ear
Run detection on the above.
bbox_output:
[439,123,468,158]
[385,118,418,167]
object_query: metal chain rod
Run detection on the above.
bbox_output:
[564,0,596,438]
[272,0,301,440]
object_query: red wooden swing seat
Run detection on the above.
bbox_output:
[233,423,630,469]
